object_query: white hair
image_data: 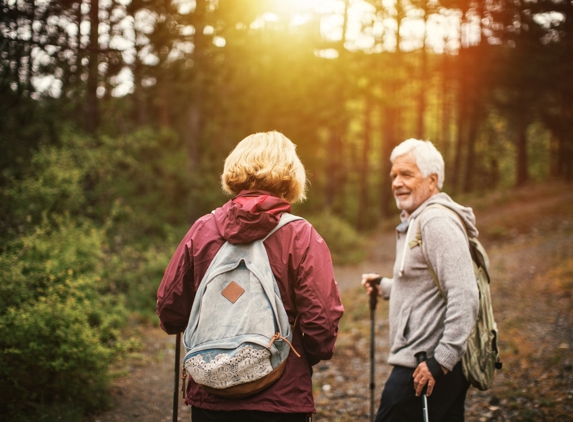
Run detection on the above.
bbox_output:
[390,139,445,189]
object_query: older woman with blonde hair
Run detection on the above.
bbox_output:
[157,131,344,422]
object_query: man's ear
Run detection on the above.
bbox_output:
[429,173,439,191]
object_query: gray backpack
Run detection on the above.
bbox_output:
[182,212,302,398]
[412,204,502,391]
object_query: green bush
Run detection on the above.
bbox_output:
[0,130,154,419]
[305,211,367,265]
[0,126,224,419]
[101,241,176,322]
[0,127,197,242]
[0,214,131,419]
[1,287,116,413]
[88,129,195,233]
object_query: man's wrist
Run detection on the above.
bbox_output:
[425,356,446,380]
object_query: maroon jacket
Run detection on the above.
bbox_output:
[156,190,344,413]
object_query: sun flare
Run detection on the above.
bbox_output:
[280,0,344,14]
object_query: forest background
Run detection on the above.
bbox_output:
[1,0,572,420]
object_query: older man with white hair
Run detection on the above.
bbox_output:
[362,139,479,421]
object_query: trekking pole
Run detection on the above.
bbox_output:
[415,352,429,422]
[173,333,181,422]
[369,279,379,422]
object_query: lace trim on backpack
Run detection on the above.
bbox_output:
[185,345,273,389]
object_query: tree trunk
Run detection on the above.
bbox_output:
[160,88,170,128]
[323,0,349,213]
[487,129,500,189]
[379,78,401,217]
[132,20,147,126]
[452,49,467,193]
[340,0,349,53]
[357,94,373,230]
[85,0,99,133]
[463,103,479,193]
[562,137,573,181]
[380,105,396,216]
[185,0,207,171]
[440,54,451,161]
[515,115,529,186]
[415,14,428,139]
[560,93,573,180]
[324,129,345,212]
[378,6,404,216]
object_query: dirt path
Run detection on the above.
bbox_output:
[84,328,190,422]
[86,182,573,422]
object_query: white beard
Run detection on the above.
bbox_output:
[394,193,415,213]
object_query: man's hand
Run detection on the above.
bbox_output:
[413,361,448,397]
[413,361,436,397]
[361,273,382,297]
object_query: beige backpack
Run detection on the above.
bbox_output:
[411,204,502,390]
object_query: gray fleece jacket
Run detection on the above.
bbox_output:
[380,192,479,371]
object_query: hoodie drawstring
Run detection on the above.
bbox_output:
[399,216,416,277]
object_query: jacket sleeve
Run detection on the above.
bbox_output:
[422,215,479,371]
[156,229,197,335]
[293,226,344,366]
[381,277,393,300]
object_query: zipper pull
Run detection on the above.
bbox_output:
[181,367,188,400]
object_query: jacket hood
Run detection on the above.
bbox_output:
[404,192,479,238]
[213,190,292,244]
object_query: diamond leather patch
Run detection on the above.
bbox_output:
[221,281,245,304]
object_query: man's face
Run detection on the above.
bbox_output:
[390,154,439,216]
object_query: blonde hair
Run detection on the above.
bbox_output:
[221,131,307,203]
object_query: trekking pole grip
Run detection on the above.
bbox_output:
[415,351,430,422]
[368,273,380,311]
[369,288,378,311]
[415,351,429,397]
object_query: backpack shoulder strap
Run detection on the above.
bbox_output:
[422,249,447,303]
[417,204,468,236]
[413,204,469,304]
[262,212,304,328]
[262,212,304,242]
